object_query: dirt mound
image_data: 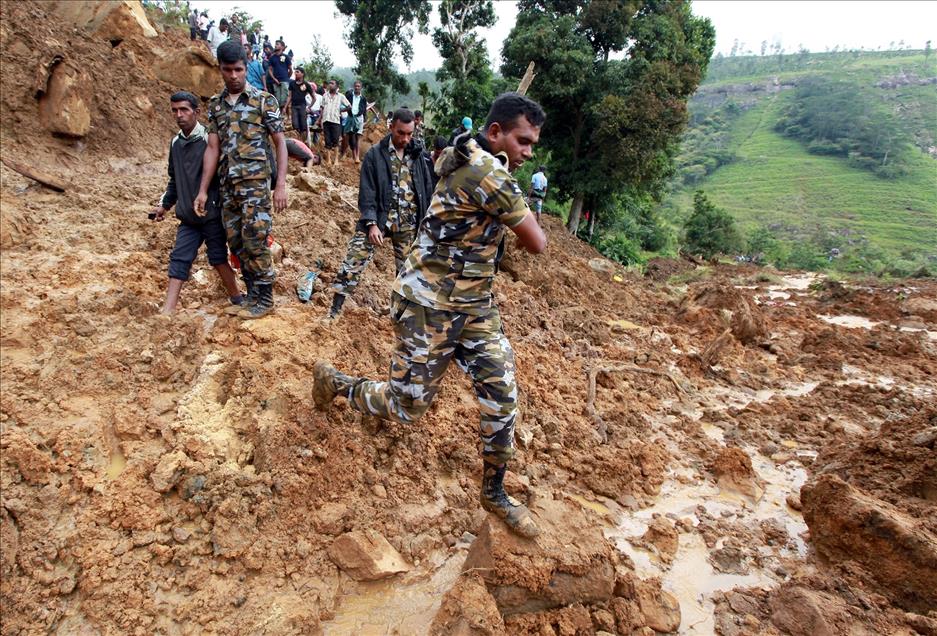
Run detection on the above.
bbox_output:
[3,2,937,632]
[678,282,768,345]
[643,256,694,282]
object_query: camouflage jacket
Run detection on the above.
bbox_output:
[207,84,283,184]
[393,136,530,315]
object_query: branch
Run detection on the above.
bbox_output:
[585,363,690,444]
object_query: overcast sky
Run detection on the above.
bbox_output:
[195,1,937,71]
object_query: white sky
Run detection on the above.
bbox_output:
[194,1,937,71]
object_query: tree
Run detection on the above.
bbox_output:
[336,0,431,107]
[502,0,715,234]
[683,191,741,258]
[417,81,432,115]
[431,0,497,131]
[297,35,334,84]
[228,6,263,34]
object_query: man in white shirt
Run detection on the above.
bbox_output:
[318,79,351,166]
[206,18,229,58]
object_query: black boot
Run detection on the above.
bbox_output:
[226,273,254,315]
[328,293,346,318]
[480,462,540,538]
[239,283,274,319]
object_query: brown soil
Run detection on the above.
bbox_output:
[2,3,937,635]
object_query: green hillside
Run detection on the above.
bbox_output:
[661,49,937,273]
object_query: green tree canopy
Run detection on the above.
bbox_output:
[431,0,497,130]
[295,35,334,85]
[501,0,715,234]
[336,0,431,107]
[683,190,741,258]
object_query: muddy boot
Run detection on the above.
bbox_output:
[328,293,346,319]
[225,274,254,315]
[312,360,357,410]
[480,462,540,539]
[238,283,274,319]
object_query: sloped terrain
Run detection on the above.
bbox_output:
[2,3,936,635]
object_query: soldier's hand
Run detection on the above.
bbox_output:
[194,192,208,217]
[151,206,166,222]
[273,184,287,214]
[367,224,384,246]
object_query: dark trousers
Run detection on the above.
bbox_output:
[168,219,228,281]
[323,122,342,149]
[291,107,308,133]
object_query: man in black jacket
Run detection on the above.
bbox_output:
[150,91,242,314]
[329,108,435,318]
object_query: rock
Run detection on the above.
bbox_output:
[911,426,937,448]
[460,495,616,615]
[769,586,836,636]
[150,449,187,493]
[152,46,220,99]
[641,517,678,563]
[295,172,326,193]
[180,474,206,500]
[709,546,749,575]
[429,572,505,635]
[172,526,191,543]
[38,61,91,138]
[315,502,350,536]
[50,1,157,41]
[785,492,802,511]
[328,530,410,581]
[725,591,760,615]
[636,579,681,633]
[801,474,937,613]
[709,446,764,500]
[589,258,617,274]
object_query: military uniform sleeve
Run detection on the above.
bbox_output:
[261,93,284,134]
[480,167,530,228]
[207,101,218,135]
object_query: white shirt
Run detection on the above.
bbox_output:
[197,15,208,30]
[207,27,227,58]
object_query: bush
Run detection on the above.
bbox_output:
[596,234,644,266]
[682,191,742,258]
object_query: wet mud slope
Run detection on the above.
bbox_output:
[2,2,937,634]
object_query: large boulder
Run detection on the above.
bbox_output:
[37,60,91,138]
[50,1,157,41]
[801,474,937,613]
[152,46,221,100]
[461,495,617,615]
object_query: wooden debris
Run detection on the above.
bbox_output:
[517,62,536,96]
[1,157,68,192]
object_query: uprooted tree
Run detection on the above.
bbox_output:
[502,0,715,235]
[336,0,431,108]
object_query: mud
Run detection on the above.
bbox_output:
[2,2,937,634]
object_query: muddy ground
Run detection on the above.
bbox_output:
[2,2,936,635]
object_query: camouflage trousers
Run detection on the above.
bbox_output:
[347,293,518,463]
[222,178,275,284]
[331,227,415,297]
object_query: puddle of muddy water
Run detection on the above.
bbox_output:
[819,314,880,329]
[608,446,808,636]
[105,448,126,480]
[322,551,466,636]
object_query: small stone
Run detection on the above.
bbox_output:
[785,493,802,511]
[327,530,410,581]
[172,527,191,543]
[150,450,188,493]
[911,427,937,448]
[371,484,387,498]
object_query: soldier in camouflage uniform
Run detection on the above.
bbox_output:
[329,108,436,318]
[314,93,548,538]
[195,40,288,319]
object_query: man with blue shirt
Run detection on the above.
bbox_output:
[528,165,548,223]
[246,47,266,92]
[266,39,292,109]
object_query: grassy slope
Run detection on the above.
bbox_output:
[666,51,937,259]
[669,95,937,255]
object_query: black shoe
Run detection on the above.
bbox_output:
[239,283,274,319]
[480,462,540,538]
[328,293,346,318]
